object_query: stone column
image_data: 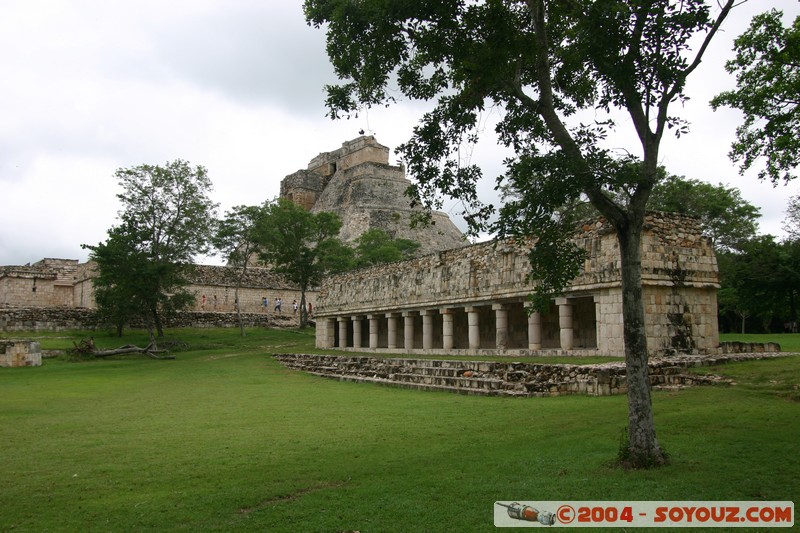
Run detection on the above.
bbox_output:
[352,315,363,349]
[422,310,436,350]
[368,314,380,349]
[403,311,415,351]
[527,307,542,350]
[441,308,455,350]
[556,297,574,351]
[387,313,399,349]
[493,304,508,350]
[326,318,336,349]
[315,318,326,349]
[337,316,349,349]
[317,317,335,349]
[466,306,481,350]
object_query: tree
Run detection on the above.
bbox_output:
[306,0,738,467]
[85,225,153,336]
[711,9,800,184]
[649,175,760,251]
[353,228,421,268]
[717,236,800,333]
[782,194,800,241]
[213,204,270,336]
[85,160,218,338]
[255,198,352,328]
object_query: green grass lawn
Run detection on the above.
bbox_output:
[1,328,798,532]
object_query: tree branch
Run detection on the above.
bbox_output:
[524,0,627,226]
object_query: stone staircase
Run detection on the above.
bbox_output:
[272,352,788,398]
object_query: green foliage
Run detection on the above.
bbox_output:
[256,199,352,288]
[83,160,218,336]
[213,204,268,268]
[649,175,760,251]
[712,9,800,184]
[213,204,271,335]
[255,199,352,327]
[782,194,800,241]
[352,228,420,267]
[86,225,151,335]
[717,237,800,333]
[114,159,218,263]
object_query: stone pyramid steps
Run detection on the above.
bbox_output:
[272,352,786,397]
[272,354,623,397]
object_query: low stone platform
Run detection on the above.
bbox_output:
[272,352,789,397]
[0,339,42,367]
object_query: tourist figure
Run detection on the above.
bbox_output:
[213,294,218,310]
[201,294,206,310]
[308,302,313,318]
[274,298,282,314]
[262,296,268,312]
[292,300,298,315]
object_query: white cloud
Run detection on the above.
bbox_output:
[0,0,797,267]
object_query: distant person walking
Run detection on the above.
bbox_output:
[274,298,282,314]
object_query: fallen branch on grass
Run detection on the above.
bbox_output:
[70,338,175,360]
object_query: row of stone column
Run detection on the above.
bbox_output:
[317,297,577,351]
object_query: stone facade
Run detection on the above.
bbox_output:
[182,265,316,314]
[0,307,101,332]
[314,212,720,357]
[0,259,96,308]
[1,260,317,318]
[0,339,42,367]
[280,136,466,255]
[273,352,783,397]
[0,307,304,332]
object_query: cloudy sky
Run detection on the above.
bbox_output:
[1,1,798,266]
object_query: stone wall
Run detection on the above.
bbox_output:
[317,213,717,314]
[571,212,718,290]
[273,352,785,397]
[1,260,316,316]
[280,169,327,211]
[0,339,42,367]
[281,135,466,256]
[184,265,317,314]
[309,161,465,252]
[307,136,390,175]
[1,259,80,308]
[0,306,303,332]
[315,212,720,355]
[0,307,101,332]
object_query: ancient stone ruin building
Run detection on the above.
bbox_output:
[280,135,465,255]
[314,212,720,357]
[1,260,312,317]
[3,139,720,354]
[0,259,96,309]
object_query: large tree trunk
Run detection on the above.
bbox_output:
[299,289,308,329]
[152,307,164,338]
[616,220,667,467]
